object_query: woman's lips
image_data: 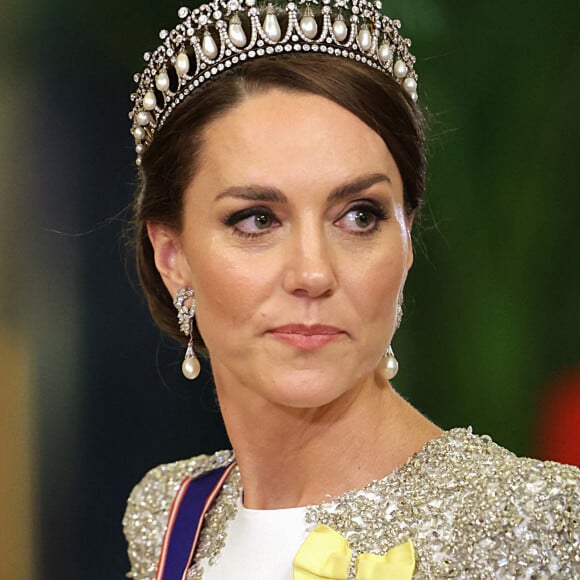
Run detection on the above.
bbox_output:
[267,324,346,350]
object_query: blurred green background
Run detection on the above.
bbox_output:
[1,0,579,578]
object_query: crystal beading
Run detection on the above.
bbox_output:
[123,429,580,579]
[129,0,419,165]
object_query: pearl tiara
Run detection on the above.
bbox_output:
[129,0,419,166]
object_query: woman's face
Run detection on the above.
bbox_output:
[152,88,413,409]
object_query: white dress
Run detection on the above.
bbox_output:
[200,498,307,580]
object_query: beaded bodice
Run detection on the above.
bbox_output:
[123,428,580,579]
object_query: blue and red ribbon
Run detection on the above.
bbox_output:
[156,462,237,580]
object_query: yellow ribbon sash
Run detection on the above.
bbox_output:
[293,524,415,580]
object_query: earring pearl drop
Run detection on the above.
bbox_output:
[182,341,201,380]
[173,288,201,380]
[384,346,399,380]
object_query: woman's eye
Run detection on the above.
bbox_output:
[225,207,280,237]
[335,203,387,234]
[239,213,273,232]
[350,210,375,229]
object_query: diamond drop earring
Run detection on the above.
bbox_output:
[384,291,403,380]
[173,288,201,380]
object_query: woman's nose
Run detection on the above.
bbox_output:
[281,224,338,298]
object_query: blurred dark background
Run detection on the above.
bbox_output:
[1,1,579,578]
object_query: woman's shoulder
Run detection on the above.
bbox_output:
[421,427,580,494]
[420,428,580,574]
[122,449,234,580]
[311,428,580,577]
[405,427,580,529]
[406,428,580,575]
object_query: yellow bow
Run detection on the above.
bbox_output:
[293,524,415,580]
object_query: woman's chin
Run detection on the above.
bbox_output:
[261,370,367,410]
[212,355,379,410]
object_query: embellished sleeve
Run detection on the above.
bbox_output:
[477,454,580,576]
[549,461,580,570]
[122,451,234,579]
[123,462,191,579]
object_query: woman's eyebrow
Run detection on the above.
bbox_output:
[327,172,391,203]
[213,172,391,204]
[214,185,287,203]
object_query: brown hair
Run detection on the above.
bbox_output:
[133,54,426,350]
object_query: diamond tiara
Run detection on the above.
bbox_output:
[129,0,419,166]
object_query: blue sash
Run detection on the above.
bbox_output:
[156,462,237,580]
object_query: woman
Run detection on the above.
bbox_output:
[124,1,580,578]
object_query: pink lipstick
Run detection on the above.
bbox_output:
[268,324,345,350]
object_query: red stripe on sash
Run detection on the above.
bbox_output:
[155,462,237,580]
[156,476,194,580]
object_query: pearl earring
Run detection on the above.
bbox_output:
[383,292,403,380]
[384,345,399,380]
[173,288,201,380]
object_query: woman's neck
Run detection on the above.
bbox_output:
[214,371,442,509]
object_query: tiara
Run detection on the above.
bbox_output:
[129,0,419,166]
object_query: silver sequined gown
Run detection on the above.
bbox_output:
[123,428,580,579]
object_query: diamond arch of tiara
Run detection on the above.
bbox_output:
[129,0,418,166]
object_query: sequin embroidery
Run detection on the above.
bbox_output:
[122,428,580,579]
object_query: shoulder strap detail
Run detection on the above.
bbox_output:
[156,462,237,580]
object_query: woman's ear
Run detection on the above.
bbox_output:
[146,222,193,295]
